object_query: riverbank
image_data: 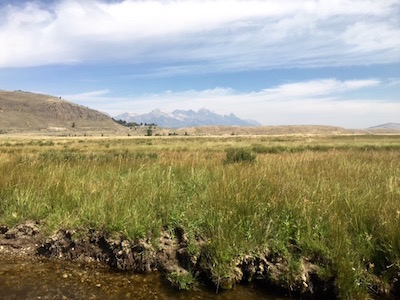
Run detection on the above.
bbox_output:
[1,135,399,299]
[0,220,335,299]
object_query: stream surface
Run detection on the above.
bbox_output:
[0,254,290,300]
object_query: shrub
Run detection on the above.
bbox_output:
[224,148,256,164]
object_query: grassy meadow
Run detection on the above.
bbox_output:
[0,134,399,299]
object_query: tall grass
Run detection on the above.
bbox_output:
[0,135,399,298]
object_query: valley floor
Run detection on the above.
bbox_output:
[1,135,399,299]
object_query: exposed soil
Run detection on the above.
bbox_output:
[1,221,398,299]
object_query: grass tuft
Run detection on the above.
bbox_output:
[224,147,256,163]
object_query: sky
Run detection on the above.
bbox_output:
[0,0,399,128]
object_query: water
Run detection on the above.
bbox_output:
[0,254,289,300]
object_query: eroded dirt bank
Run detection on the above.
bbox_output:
[1,221,398,299]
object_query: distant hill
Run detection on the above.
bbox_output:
[0,90,123,133]
[159,125,352,136]
[114,108,261,128]
[369,123,400,130]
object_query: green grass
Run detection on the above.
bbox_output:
[0,135,400,299]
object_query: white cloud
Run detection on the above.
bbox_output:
[62,78,399,128]
[263,79,381,98]
[69,89,110,99]
[0,0,399,70]
[342,22,400,54]
[387,78,400,87]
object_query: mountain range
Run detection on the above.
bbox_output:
[114,109,261,128]
[1,90,398,135]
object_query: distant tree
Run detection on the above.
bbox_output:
[112,118,140,128]
[127,122,139,127]
[146,128,153,136]
[72,122,75,128]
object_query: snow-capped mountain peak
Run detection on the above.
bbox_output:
[114,109,261,128]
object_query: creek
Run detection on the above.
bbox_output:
[0,254,290,300]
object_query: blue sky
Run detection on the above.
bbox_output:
[0,0,399,128]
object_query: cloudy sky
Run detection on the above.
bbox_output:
[0,0,399,128]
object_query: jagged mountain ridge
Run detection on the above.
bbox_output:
[114,108,261,128]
